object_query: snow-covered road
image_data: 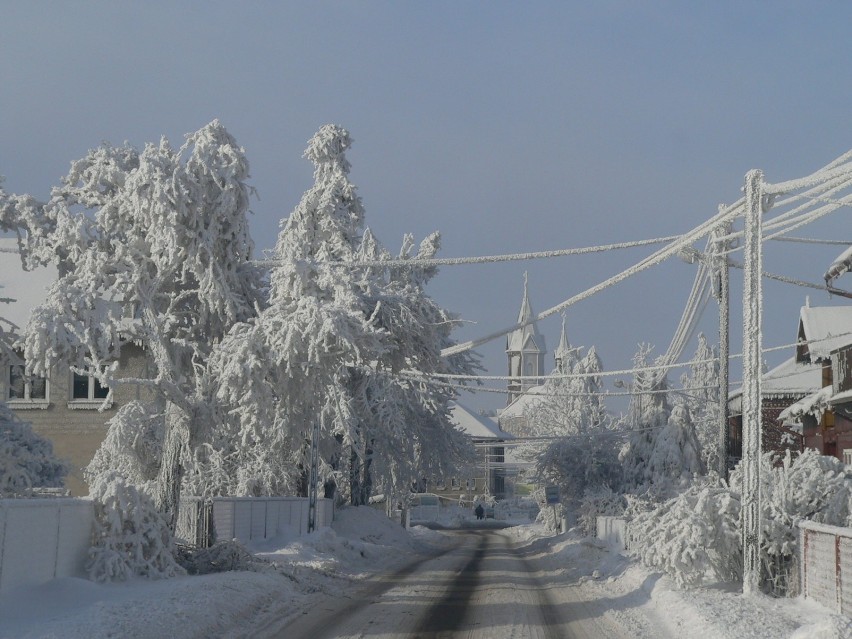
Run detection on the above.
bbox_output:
[244,527,642,638]
[2,508,846,639]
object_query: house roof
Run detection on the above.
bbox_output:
[450,402,512,440]
[0,238,56,333]
[729,356,824,401]
[799,305,852,361]
[779,385,833,424]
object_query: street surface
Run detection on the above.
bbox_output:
[247,527,651,638]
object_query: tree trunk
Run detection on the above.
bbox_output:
[155,401,191,532]
[349,446,363,506]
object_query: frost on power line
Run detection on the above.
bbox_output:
[254,235,682,269]
[441,200,742,358]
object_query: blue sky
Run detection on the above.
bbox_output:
[3,2,851,413]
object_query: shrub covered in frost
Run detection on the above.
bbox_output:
[732,448,852,596]
[88,472,184,582]
[630,449,852,594]
[0,403,68,496]
[177,539,272,575]
[629,477,741,588]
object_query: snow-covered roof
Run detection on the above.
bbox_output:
[450,402,512,440]
[798,305,852,361]
[779,385,833,424]
[0,238,56,333]
[729,356,823,401]
[498,384,548,421]
[825,245,852,285]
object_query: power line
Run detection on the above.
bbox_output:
[252,235,681,269]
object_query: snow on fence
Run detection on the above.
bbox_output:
[178,496,335,547]
[0,498,94,594]
[596,516,629,551]
[799,520,852,614]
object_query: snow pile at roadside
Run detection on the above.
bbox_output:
[505,523,852,639]
[0,505,445,639]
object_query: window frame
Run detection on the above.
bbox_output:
[67,366,112,410]
[6,363,50,410]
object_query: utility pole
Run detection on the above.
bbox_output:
[742,169,765,596]
[712,217,732,479]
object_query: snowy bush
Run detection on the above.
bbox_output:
[177,539,271,575]
[629,478,741,588]
[731,448,852,596]
[0,403,67,497]
[629,449,852,594]
[578,485,626,536]
[88,472,184,582]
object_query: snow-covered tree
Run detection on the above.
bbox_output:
[620,344,671,491]
[534,431,621,506]
[680,333,721,472]
[16,121,261,526]
[209,125,477,505]
[0,215,67,496]
[346,229,479,504]
[645,402,705,491]
[0,403,68,496]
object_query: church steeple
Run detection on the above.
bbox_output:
[506,273,546,404]
[554,313,573,374]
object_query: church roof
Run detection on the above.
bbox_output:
[450,402,512,440]
[499,383,548,420]
[506,273,546,354]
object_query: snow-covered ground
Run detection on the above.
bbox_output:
[1,506,850,639]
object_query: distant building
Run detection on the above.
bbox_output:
[729,301,852,464]
[0,238,152,496]
[427,402,512,501]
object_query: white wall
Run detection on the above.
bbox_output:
[0,498,94,594]
[209,497,334,543]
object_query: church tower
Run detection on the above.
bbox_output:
[506,273,546,404]
[554,313,579,374]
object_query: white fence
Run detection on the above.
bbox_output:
[0,498,94,594]
[799,520,852,614]
[179,496,335,546]
[596,516,629,552]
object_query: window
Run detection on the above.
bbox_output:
[843,450,852,467]
[7,364,48,406]
[72,370,109,400]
